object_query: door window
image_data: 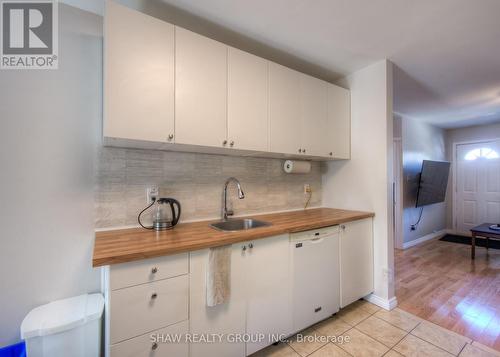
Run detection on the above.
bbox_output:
[464,147,499,161]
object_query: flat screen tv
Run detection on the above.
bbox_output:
[415,160,451,207]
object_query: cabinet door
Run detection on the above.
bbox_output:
[104,1,174,143]
[175,27,227,148]
[327,84,351,159]
[189,247,246,357]
[340,218,374,307]
[110,321,188,357]
[269,62,302,155]
[299,74,329,156]
[110,275,188,344]
[228,48,269,151]
[246,235,293,355]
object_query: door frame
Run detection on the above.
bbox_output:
[393,138,404,249]
[452,138,500,234]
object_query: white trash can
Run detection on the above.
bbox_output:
[20,293,104,357]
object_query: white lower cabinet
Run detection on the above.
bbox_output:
[339,218,374,307]
[189,234,292,357]
[110,321,189,357]
[104,221,373,357]
[189,246,247,357]
[245,235,293,355]
[110,275,188,344]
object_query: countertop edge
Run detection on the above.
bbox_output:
[92,209,374,267]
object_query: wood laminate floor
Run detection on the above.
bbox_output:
[395,238,500,352]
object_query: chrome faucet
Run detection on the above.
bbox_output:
[222,177,245,220]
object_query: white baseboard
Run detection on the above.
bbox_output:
[402,229,447,249]
[364,294,398,311]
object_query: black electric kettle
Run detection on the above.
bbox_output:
[138,197,181,230]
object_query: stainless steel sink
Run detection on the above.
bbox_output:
[210,218,272,232]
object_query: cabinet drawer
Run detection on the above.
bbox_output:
[111,320,188,357]
[110,275,189,344]
[110,253,188,290]
[290,225,339,241]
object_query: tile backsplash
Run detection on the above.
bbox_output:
[95,147,323,228]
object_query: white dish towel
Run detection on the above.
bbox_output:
[206,244,232,307]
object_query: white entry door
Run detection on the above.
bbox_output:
[456,140,500,234]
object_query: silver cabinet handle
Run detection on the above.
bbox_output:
[341,225,346,230]
[242,245,247,251]
[151,292,158,299]
[230,141,235,147]
[248,243,254,249]
[151,267,158,274]
[151,342,158,351]
[167,134,174,141]
[222,140,228,146]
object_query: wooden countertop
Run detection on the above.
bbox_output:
[93,208,374,267]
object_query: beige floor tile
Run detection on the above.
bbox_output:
[471,342,500,357]
[251,342,299,357]
[309,343,352,357]
[334,328,389,357]
[337,304,373,326]
[393,334,453,357]
[288,327,329,357]
[384,350,404,357]
[461,343,500,357]
[356,315,408,348]
[411,320,471,355]
[313,316,352,337]
[374,308,422,332]
[356,300,382,314]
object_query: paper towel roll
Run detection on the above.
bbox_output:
[284,160,311,174]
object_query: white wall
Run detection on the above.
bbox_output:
[322,60,395,307]
[401,118,447,244]
[445,122,500,229]
[0,5,102,347]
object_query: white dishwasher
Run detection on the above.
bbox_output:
[290,225,340,333]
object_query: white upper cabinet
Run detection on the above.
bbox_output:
[175,27,227,148]
[227,48,269,151]
[104,2,351,159]
[269,62,302,155]
[104,0,175,143]
[299,74,329,157]
[327,85,351,159]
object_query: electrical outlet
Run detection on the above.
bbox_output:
[146,186,159,203]
[304,184,311,194]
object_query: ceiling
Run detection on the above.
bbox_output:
[154,0,500,129]
[65,0,500,129]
